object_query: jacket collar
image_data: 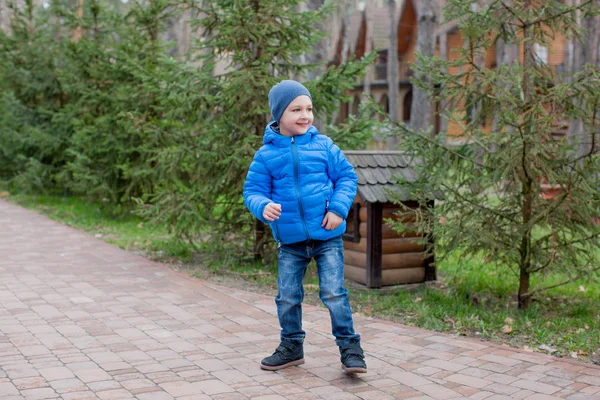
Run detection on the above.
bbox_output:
[263,121,319,147]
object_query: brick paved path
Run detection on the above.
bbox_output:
[1,199,599,400]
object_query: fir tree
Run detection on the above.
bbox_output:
[0,0,68,191]
[62,0,187,203]
[137,0,376,262]
[393,0,600,309]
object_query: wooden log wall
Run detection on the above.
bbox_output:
[344,201,428,286]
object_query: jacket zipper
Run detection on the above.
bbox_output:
[291,136,310,240]
[272,223,281,248]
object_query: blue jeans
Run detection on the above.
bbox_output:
[275,236,360,347]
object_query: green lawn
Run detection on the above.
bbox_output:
[4,191,599,364]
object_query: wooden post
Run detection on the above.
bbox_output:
[366,202,383,288]
[424,199,436,281]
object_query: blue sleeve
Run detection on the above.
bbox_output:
[327,143,358,219]
[243,151,272,223]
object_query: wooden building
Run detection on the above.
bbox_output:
[342,151,436,288]
[334,0,570,147]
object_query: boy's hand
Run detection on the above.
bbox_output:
[263,202,282,222]
[322,212,342,230]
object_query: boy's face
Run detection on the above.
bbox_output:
[278,95,313,137]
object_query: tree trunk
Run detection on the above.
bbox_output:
[387,0,399,147]
[577,0,599,157]
[409,0,439,138]
[72,0,84,41]
[517,268,531,309]
[0,0,9,34]
[518,0,535,310]
[563,0,574,82]
[363,2,373,98]
[492,36,518,153]
[568,0,600,158]
[330,0,352,125]
[303,0,329,81]
[199,0,214,74]
[298,0,332,129]
[248,0,267,260]
[253,219,266,261]
[439,31,448,137]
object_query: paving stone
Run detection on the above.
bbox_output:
[1,198,599,400]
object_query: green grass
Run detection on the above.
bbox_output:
[3,191,599,364]
[5,192,192,262]
[349,255,599,362]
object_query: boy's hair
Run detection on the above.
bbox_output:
[268,80,312,122]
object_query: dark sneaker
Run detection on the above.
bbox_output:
[260,341,304,371]
[339,343,367,373]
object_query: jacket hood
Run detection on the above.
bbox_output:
[263,121,319,147]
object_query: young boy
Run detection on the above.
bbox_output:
[243,80,366,374]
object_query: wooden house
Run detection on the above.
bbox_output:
[334,0,570,147]
[342,151,436,288]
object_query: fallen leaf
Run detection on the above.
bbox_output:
[570,352,578,359]
[546,322,551,328]
[502,325,513,334]
[505,317,514,324]
[414,297,422,303]
[579,285,586,292]
[585,324,590,329]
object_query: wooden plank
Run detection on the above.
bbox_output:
[350,249,423,269]
[381,252,426,270]
[344,264,366,285]
[360,222,420,239]
[382,267,426,285]
[345,266,425,287]
[344,249,367,269]
[383,238,425,253]
[352,195,367,207]
[366,202,383,288]
[345,237,425,254]
[359,207,417,223]
[343,239,367,253]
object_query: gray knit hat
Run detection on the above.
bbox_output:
[268,80,312,122]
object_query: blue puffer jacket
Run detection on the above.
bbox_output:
[243,123,358,245]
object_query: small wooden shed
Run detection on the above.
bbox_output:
[342,151,436,288]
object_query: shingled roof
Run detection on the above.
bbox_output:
[344,150,417,203]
